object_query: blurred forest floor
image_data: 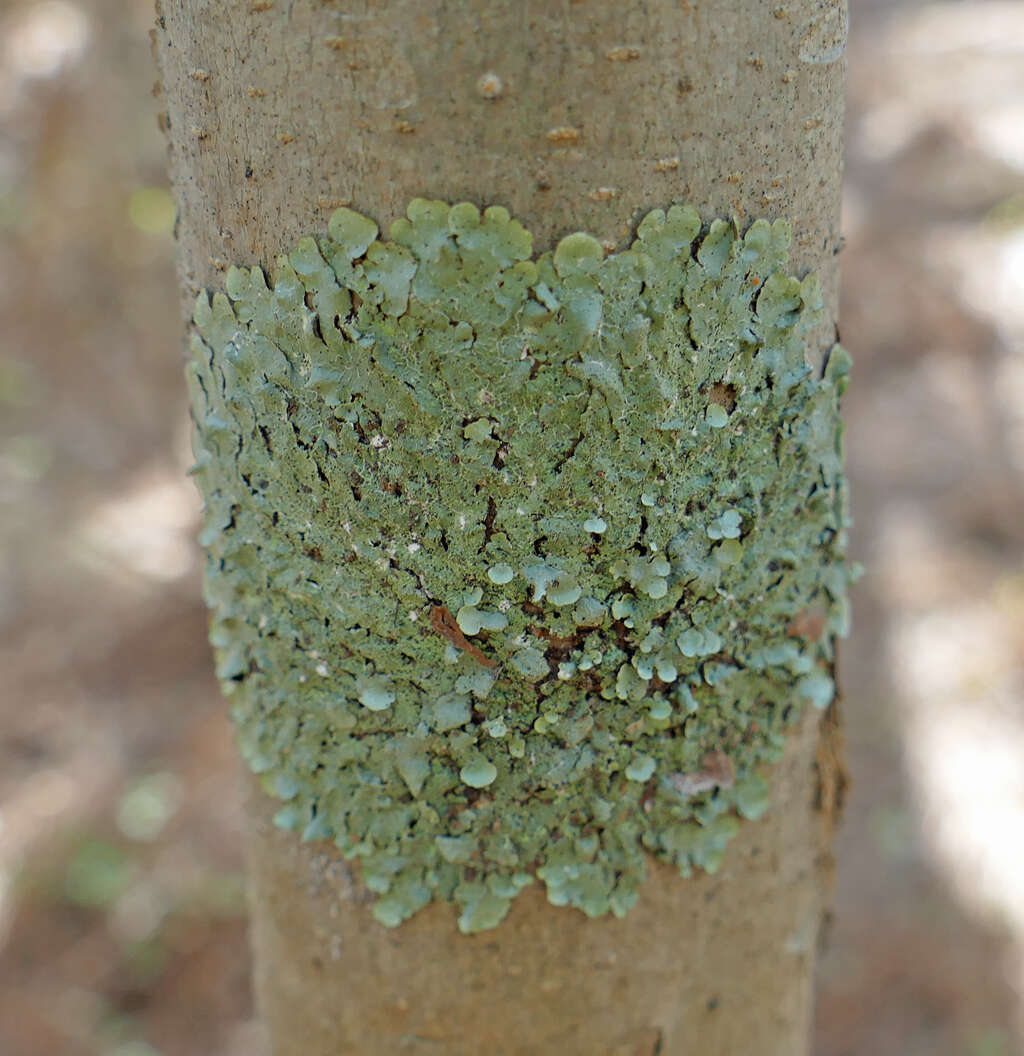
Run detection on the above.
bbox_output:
[2,1,1023,1054]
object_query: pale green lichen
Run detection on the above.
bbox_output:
[460,759,499,789]
[186,199,852,934]
[486,562,515,585]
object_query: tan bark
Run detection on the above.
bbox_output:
[155,1,846,1052]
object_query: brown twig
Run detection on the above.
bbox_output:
[429,605,498,668]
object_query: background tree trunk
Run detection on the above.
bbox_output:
[154,1,847,1053]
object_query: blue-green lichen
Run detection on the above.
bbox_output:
[186,199,852,933]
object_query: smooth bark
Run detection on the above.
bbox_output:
[155,2,846,1052]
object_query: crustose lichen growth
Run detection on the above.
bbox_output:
[187,199,852,933]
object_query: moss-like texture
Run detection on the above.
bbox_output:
[187,199,851,932]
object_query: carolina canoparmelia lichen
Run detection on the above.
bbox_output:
[187,199,852,932]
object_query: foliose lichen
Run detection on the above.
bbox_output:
[186,198,852,933]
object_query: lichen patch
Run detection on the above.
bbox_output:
[187,199,852,933]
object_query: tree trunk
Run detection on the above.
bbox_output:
[154,2,847,1053]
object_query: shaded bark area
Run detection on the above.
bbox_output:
[155,1,846,1052]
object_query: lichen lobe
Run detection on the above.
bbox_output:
[187,198,852,933]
